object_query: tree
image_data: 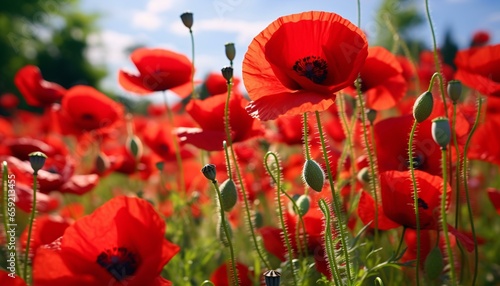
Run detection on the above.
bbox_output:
[374,0,425,57]
[0,0,106,109]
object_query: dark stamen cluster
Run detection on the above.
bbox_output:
[293,56,328,84]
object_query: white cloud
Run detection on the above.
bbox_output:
[146,0,176,13]
[170,18,268,44]
[132,11,162,31]
[86,30,136,66]
[132,0,178,31]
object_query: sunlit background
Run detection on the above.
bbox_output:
[2,0,499,107]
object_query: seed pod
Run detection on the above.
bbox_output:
[28,151,47,174]
[413,91,434,123]
[302,159,325,192]
[221,66,233,83]
[366,109,377,125]
[219,179,238,211]
[424,247,444,280]
[201,164,217,181]
[225,42,236,62]
[431,117,451,150]
[180,12,193,29]
[447,80,462,104]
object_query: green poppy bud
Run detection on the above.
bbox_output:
[201,164,217,182]
[219,179,238,211]
[221,66,233,84]
[424,247,444,280]
[225,42,236,62]
[413,91,434,123]
[447,80,462,104]
[217,216,232,247]
[254,211,264,228]
[302,159,324,192]
[357,167,371,183]
[293,194,310,216]
[431,117,451,150]
[180,12,193,29]
[28,151,47,174]
[126,135,143,160]
[366,109,377,125]
[155,161,164,171]
[95,152,110,175]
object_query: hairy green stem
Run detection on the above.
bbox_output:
[24,173,38,283]
[355,78,380,246]
[211,180,238,286]
[462,96,482,285]
[452,104,461,229]
[425,0,448,118]
[319,199,342,286]
[162,92,186,195]
[440,149,457,284]
[408,120,421,286]
[264,152,298,286]
[303,113,311,160]
[224,80,271,269]
[189,29,197,99]
[315,111,352,282]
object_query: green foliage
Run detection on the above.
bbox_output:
[0,0,106,106]
[375,0,425,56]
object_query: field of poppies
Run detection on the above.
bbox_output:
[1,2,500,286]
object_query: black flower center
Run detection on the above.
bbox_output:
[293,56,328,84]
[405,154,425,170]
[417,198,429,210]
[97,247,138,281]
[81,113,95,121]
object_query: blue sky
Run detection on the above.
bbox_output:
[81,0,500,96]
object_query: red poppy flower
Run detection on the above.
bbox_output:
[374,114,443,176]
[176,93,264,151]
[487,188,500,215]
[210,262,253,286]
[34,196,180,286]
[455,44,500,97]
[119,48,192,94]
[380,170,451,229]
[260,191,333,278]
[14,65,66,107]
[417,50,455,92]
[142,120,193,162]
[357,191,400,230]
[0,270,27,286]
[0,93,19,109]
[345,47,407,110]
[204,72,241,97]
[468,114,500,166]
[243,11,368,120]
[58,85,124,136]
[470,30,490,47]
[15,183,59,213]
[21,215,71,259]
